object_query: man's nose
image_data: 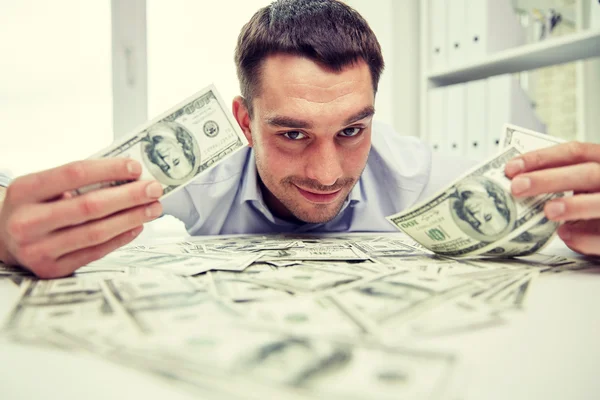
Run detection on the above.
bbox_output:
[305,141,344,186]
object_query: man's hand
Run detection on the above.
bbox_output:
[505,141,600,256]
[0,159,163,278]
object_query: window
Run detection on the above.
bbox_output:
[0,1,112,177]
[146,0,272,118]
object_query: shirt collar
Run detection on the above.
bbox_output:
[239,149,365,223]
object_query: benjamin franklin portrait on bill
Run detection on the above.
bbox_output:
[140,121,201,186]
[450,176,517,242]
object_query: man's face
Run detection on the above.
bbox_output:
[153,136,192,180]
[246,54,375,223]
[463,192,507,236]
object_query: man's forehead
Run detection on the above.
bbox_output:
[259,54,373,100]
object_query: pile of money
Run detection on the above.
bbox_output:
[1,233,594,400]
[387,124,567,258]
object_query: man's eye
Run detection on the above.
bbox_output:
[339,127,361,137]
[283,131,306,140]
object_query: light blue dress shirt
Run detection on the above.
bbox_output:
[161,122,474,235]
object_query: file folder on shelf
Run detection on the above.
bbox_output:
[446,0,466,67]
[428,87,447,154]
[591,0,600,30]
[429,0,448,70]
[427,77,543,161]
[465,79,488,161]
[446,83,466,156]
[487,74,546,156]
[464,0,525,63]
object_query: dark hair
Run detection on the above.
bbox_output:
[234,0,384,116]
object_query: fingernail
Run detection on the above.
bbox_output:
[145,203,162,218]
[559,225,571,241]
[511,176,531,195]
[545,202,565,220]
[505,159,525,176]
[145,182,163,198]
[131,226,144,237]
[127,161,142,175]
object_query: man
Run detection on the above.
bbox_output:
[0,0,598,279]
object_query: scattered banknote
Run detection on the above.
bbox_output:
[258,245,370,262]
[502,123,565,151]
[386,124,566,258]
[97,247,261,276]
[76,84,248,198]
[1,233,597,400]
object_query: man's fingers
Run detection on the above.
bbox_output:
[505,142,600,178]
[558,220,600,257]
[544,193,600,222]
[17,201,161,269]
[510,162,600,197]
[7,159,143,203]
[18,180,163,241]
[35,226,144,279]
[48,201,161,259]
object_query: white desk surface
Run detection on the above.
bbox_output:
[1,237,599,400]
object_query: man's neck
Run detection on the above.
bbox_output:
[258,179,303,223]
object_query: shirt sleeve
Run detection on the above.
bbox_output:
[0,169,12,188]
[417,151,477,202]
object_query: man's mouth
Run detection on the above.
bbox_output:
[295,185,343,204]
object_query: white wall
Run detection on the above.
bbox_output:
[146,0,272,118]
[0,1,113,178]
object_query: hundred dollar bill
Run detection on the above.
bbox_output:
[502,123,565,152]
[2,277,120,332]
[100,274,239,335]
[472,124,568,257]
[473,215,559,257]
[76,84,248,198]
[386,146,563,257]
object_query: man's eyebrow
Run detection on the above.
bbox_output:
[265,115,312,129]
[265,105,375,129]
[343,106,375,125]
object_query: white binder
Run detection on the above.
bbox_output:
[429,0,448,71]
[465,79,488,161]
[591,0,600,30]
[428,87,447,153]
[446,0,466,67]
[487,74,545,157]
[464,0,525,63]
[446,83,466,156]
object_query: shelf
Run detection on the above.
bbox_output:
[427,29,600,87]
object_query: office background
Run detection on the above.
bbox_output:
[1,0,599,175]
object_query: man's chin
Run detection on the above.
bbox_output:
[290,203,345,224]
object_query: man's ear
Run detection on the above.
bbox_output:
[232,96,253,147]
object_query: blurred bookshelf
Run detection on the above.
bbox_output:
[427,28,600,86]
[419,0,600,158]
